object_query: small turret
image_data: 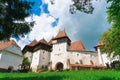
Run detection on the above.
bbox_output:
[94,41,104,65]
[52,30,71,45]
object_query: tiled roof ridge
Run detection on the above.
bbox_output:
[39,38,48,45]
[69,40,86,51]
[53,30,68,39]
[27,39,38,47]
[94,40,104,48]
[0,40,20,50]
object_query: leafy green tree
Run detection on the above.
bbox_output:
[69,0,94,14]
[22,57,31,72]
[100,0,120,56]
[22,57,30,66]
[0,0,34,40]
[50,0,94,14]
[0,0,95,41]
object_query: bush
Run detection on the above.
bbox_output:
[113,61,120,70]
[21,57,31,72]
[8,66,13,72]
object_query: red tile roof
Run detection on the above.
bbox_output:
[94,41,104,48]
[53,30,68,39]
[0,40,20,50]
[69,40,86,51]
[27,38,48,47]
[38,38,48,45]
[27,39,38,47]
[70,64,107,69]
[48,37,54,45]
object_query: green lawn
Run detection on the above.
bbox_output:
[0,70,120,80]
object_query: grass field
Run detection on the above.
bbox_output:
[0,70,120,80]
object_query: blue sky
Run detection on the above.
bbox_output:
[16,0,110,50]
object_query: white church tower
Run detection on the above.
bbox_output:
[50,30,71,70]
[94,42,104,65]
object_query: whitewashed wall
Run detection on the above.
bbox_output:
[5,45,22,56]
[31,49,50,72]
[52,42,67,53]
[68,51,99,65]
[24,51,32,62]
[96,47,120,66]
[51,42,99,70]
[0,50,23,70]
[101,53,120,66]
[31,50,40,72]
[51,42,69,70]
[39,49,50,68]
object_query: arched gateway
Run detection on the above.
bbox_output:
[55,62,63,71]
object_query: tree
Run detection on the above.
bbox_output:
[0,0,94,41]
[100,0,120,56]
[0,0,34,40]
[50,0,94,14]
[69,0,94,14]
[21,57,31,72]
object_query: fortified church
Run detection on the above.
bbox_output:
[23,30,104,72]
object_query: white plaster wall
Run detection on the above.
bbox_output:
[102,53,120,66]
[90,52,99,65]
[51,42,68,70]
[24,51,32,62]
[50,52,68,70]
[51,42,99,70]
[0,51,23,70]
[102,53,110,65]
[96,47,120,66]
[31,49,50,71]
[31,50,40,71]
[52,42,67,53]
[68,51,99,65]
[5,45,22,56]
[39,49,50,68]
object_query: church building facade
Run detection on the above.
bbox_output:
[22,30,102,72]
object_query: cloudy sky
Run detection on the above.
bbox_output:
[14,0,110,50]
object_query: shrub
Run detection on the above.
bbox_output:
[21,57,31,72]
[112,61,120,70]
[8,66,13,72]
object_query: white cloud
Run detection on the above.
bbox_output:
[28,14,60,41]
[16,0,110,50]
[17,13,60,49]
[47,0,110,50]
